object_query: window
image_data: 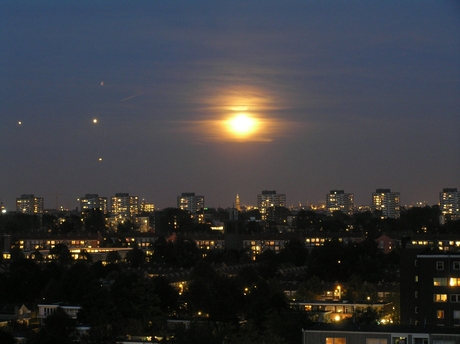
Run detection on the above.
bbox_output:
[367,339,387,344]
[414,291,418,298]
[415,275,418,282]
[437,261,444,270]
[415,307,418,314]
[326,338,346,344]
[454,261,460,270]
[434,278,448,286]
[433,341,455,344]
[437,310,444,319]
[413,339,428,344]
[450,294,460,302]
[414,260,418,266]
[434,294,447,302]
[449,278,460,286]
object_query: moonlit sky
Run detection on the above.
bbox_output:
[1,1,459,211]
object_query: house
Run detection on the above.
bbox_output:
[37,303,81,325]
[0,304,31,325]
[302,323,460,344]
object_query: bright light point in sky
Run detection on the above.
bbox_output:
[227,114,258,137]
[93,119,98,124]
[18,121,22,125]
[98,157,103,161]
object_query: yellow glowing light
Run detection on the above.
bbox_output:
[227,114,258,137]
[18,121,22,125]
[98,157,102,161]
[93,119,98,124]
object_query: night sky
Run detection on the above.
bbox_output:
[1,1,459,211]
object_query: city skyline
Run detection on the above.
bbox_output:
[1,2,459,211]
[5,187,457,212]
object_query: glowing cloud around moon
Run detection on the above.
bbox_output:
[226,114,258,137]
[174,85,296,143]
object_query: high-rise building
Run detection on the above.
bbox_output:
[400,250,460,326]
[371,188,400,219]
[79,194,108,214]
[235,194,241,211]
[110,193,139,217]
[439,188,459,221]
[140,199,155,213]
[326,190,354,216]
[257,190,286,220]
[16,194,44,215]
[177,192,204,214]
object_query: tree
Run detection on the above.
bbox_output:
[125,245,145,268]
[84,209,106,233]
[49,243,73,264]
[28,307,76,344]
[57,215,81,234]
[30,249,44,261]
[106,250,121,264]
[117,219,138,233]
[278,239,308,266]
[0,329,15,344]
[296,276,323,301]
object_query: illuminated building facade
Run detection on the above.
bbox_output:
[235,194,241,211]
[16,194,44,215]
[110,193,139,217]
[401,251,460,327]
[177,192,204,214]
[439,188,459,221]
[257,190,286,220]
[371,189,400,219]
[79,194,108,214]
[326,190,354,216]
[140,200,155,213]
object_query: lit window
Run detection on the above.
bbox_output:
[450,278,460,286]
[434,294,447,302]
[326,338,346,344]
[437,310,444,319]
[434,278,447,286]
[366,339,387,344]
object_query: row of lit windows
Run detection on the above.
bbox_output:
[325,339,387,344]
[433,278,460,286]
[431,294,460,302]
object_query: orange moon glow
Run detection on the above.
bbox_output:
[226,114,259,137]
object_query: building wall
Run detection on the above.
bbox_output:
[326,190,354,216]
[401,251,460,326]
[16,194,44,214]
[371,189,400,219]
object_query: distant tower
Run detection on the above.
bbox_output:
[16,194,44,215]
[235,194,241,211]
[257,190,286,220]
[439,188,459,221]
[110,193,139,218]
[80,194,108,214]
[326,190,354,216]
[371,188,400,219]
[177,192,204,214]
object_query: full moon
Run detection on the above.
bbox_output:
[227,114,258,137]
